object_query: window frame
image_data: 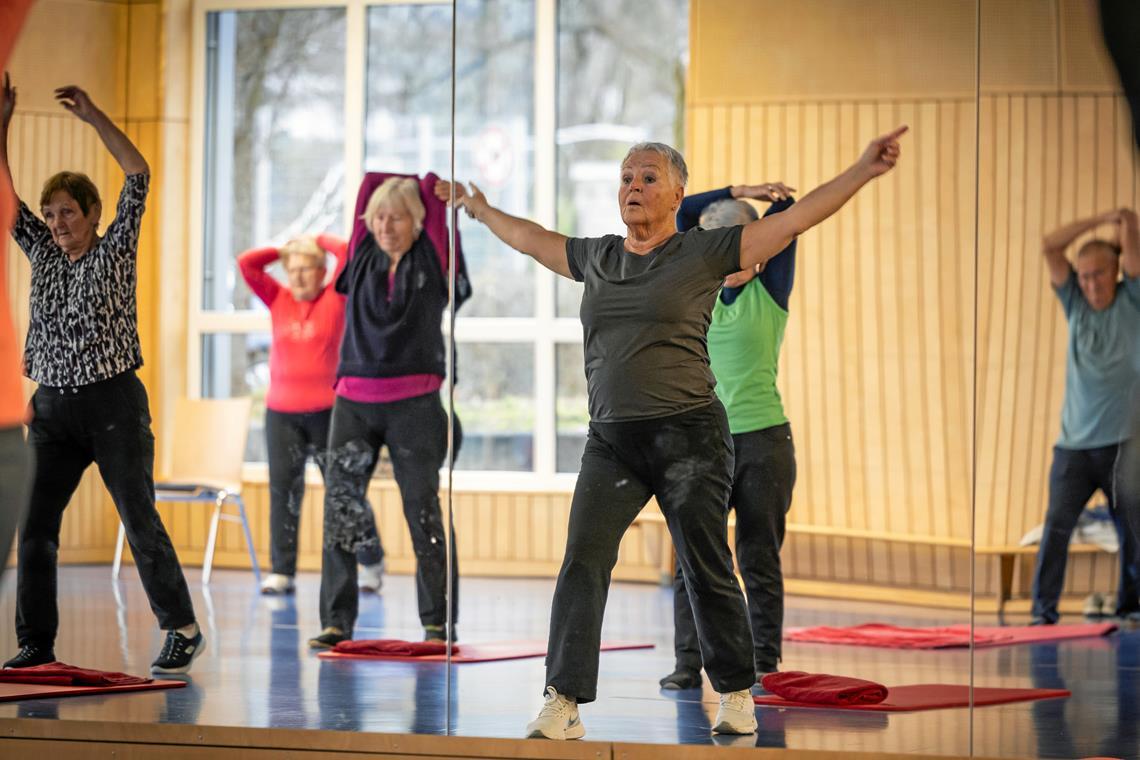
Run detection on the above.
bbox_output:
[187,0,579,490]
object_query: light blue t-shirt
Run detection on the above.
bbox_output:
[1056,272,1140,449]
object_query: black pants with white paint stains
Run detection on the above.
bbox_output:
[672,423,796,676]
[17,371,196,647]
[319,393,458,636]
[545,400,755,703]
[266,408,384,576]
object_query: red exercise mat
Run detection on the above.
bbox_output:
[754,684,1070,712]
[0,679,186,702]
[761,671,888,705]
[784,622,1117,649]
[333,639,452,657]
[318,639,653,663]
[0,661,151,686]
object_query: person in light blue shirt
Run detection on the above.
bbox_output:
[1031,208,1140,624]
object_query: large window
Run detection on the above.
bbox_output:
[192,0,688,484]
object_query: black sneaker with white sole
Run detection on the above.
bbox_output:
[151,629,206,674]
[3,643,55,669]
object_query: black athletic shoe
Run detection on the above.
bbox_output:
[151,629,206,674]
[3,643,55,669]
[307,627,349,650]
[659,668,703,690]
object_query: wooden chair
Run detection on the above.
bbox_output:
[112,397,260,585]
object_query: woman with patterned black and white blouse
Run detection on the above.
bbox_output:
[1,82,203,675]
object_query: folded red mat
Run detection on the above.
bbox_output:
[754,683,1071,712]
[332,639,455,657]
[761,670,888,705]
[0,661,151,686]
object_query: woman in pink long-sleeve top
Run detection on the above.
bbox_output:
[238,234,385,595]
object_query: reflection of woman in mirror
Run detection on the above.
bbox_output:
[1031,207,1140,625]
[661,188,799,692]
[238,235,386,597]
[310,176,460,650]
[1,80,202,674]
[449,126,905,740]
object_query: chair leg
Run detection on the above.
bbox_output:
[234,495,261,584]
[203,493,224,585]
[112,522,126,579]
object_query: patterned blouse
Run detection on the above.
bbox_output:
[12,173,149,387]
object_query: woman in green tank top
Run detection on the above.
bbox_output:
[662,190,799,689]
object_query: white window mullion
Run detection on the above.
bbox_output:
[343,0,366,234]
[187,1,211,399]
[532,0,557,477]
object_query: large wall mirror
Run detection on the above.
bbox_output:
[444,0,983,753]
[9,0,1133,757]
[971,1,1140,757]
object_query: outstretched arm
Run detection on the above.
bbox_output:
[439,180,572,279]
[1041,211,1116,287]
[739,126,906,271]
[55,85,148,175]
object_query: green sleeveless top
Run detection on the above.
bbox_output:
[708,278,788,434]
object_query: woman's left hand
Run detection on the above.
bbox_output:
[54,85,100,124]
[857,125,907,178]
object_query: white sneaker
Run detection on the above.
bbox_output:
[358,561,385,593]
[712,689,757,735]
[260,573,295,595]
[1083,592,1106,618]
[525,686,585,740]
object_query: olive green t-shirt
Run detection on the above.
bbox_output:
[565,226,742,422]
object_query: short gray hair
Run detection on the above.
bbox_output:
[699,199,758,229]
[622,142,688,187]
[1077,238,1121,259]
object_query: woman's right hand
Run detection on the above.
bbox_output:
[455,182,488,220]
[2,73,15,129]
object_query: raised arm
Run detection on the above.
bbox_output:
[739,127,905,271]
[677,188,731,231]
[237,246,283,306]
[443,181,571,279]
[1041,212,1117,287]
[54,86,148,176]
[677,183,796,232]
[1117,208,1139,279]
[317,233,349,281]
[1,73,15,196]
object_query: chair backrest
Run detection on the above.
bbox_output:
[165,397,253,492]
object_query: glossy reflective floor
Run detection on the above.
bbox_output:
[0,567,1136,758]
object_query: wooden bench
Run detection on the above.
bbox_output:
[631,511,970,586]
[975,543,1111,614]
[631,512,1112,612]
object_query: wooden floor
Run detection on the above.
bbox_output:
[0,567,1136,759]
